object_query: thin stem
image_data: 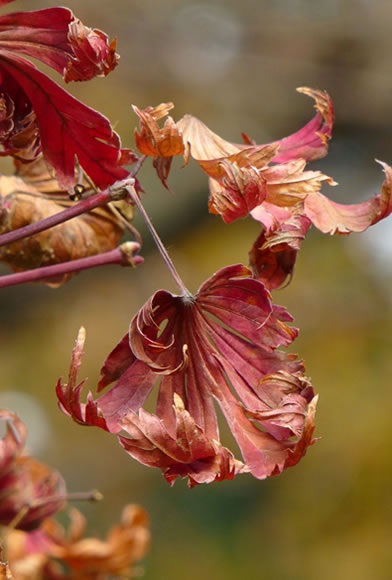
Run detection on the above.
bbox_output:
[4,490,103,533]
[66,489,103,502]
[0,242,142,289]
[108,202,143,246]
[5,506,30,533]
[126,183,191,297]
[26,489,103,509]
[130,154,147,178]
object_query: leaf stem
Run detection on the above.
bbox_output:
[130,154,147,177]
[125,182,192,297]
[0,242,142,288]
[65,489,104,502]
[4,490,103,532]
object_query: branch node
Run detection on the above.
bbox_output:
[109,178,135,201]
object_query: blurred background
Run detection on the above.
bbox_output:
[1,0,392,578]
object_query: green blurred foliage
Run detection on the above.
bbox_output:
[1,0,392,578]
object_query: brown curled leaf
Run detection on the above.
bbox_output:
[5,504,150,579]
[132,103,189,188]
[0,157,134,286]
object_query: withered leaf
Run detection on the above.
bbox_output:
[57,265,317,486]
[0,158,132,286]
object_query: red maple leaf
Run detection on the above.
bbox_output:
[0,3,130,189]
[57,265,317,486]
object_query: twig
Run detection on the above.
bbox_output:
[0,242,142,288]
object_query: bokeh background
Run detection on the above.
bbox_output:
[1,0,392,578]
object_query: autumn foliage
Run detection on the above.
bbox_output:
[0,0,391,578]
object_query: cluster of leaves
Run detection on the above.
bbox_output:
[0,4,391,578]
[1,0,392,491]
[56,94,392,487]
[0,2,149,578]
[0,410,150,579]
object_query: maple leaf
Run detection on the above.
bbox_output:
[57,265,317,486]
[302,160,392,234]
[132,102,189,189]
[119,396,242,487]
[0,4,130,189]
[175,88,334,224]
[0,410,66,531]
[133,91,378,236]
[251,161,392,240]
[5,504,149,579]
[179,88,392,248]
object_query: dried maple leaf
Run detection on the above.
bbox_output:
[0,410,66,531]
[177,89,392,267]
[302,160,392,234]
[246,161,392,289]
[57,265,317,486]
[119,395,242,487]
[5,504,149,579]
[132,102,189,189]
[0,3,130,189]
[176,89,334,224]
[133,91,392,253]
[0,157,133,286]
[251,161,392,238]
